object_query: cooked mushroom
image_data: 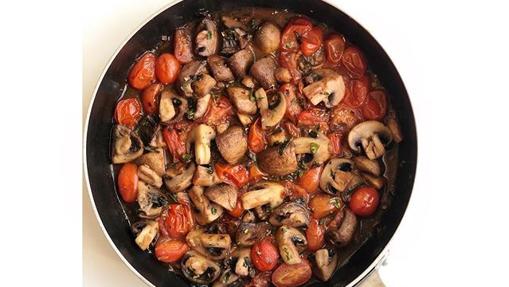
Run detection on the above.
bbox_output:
[241,210,256,223]
[179,60,208,97]
[362,173,385,189]
[255,88,287,129]
[205,183,238,211]
[137,181,167,218]
[254,22,281,54]
[241,75,255,89]
[312,248,339,281]
[164,162,196,193]
[112,125,144,164]
[159,89,176,122]
[241,181,286,210]
[267,128,287,145]
[136,115,158,146]
[137,164,163,188]
[235,222,271,246]
[208,55,234,82]
[174,25,194,64]
[327,208,357,246]
[213,269,243,287]
[192,74,217,98]
[189,186,223,225]
[193,165,221,187]
[195,94,211,118]
[256,143,297,176]
[186,228,231,260]
[254,205,272,221]
[348,121,393,160]
[133,220,159,251]
[135,147,166,176]
[293,132,331,164]
[195,18,219,57]
[250,57,277,89]
[387,117,403,143]
[237,113,253,126]
[227,86,257,115]
[181,250,221,284]
[320,158,364,195]
[189,124,216,165]
[269,202,310,227]
[221,15,248,30]
[302,69,345,108]
[149,126,166,148]
[216,125,248,164]
[353,156,381,176]
[275,67,292,83]
[276,225,307,265]
[233,248,255,277]
[229,48,254,78]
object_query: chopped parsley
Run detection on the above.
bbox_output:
[211,207,217,215]
[310,142,319,154]
[207,30,212,39]
[330,197,341,208]
[185,109,195,120]
[182,153,192,163]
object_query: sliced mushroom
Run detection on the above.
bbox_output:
[276,225,307,265]
[255,88,287,129]
[195,94,211,118]
[387,117,403,143]
[133,220,159,251]
[241,181,286,210]
[189,124,216,165]
[312,248,339,281]
[229,48,254,78]
[216,125,248,164]
[181,250,221,284]
[250,57,277,89]
[112,125,144,164]
[137,164,163,188]
[208,55,234,82]
[213,269,243,287]
[195,18,219,57]
[269,202,310,227]
[254,22,281,54]
[362,173,385,189]
[254,205,271,221]
[136,115,158,146]
[135,147,166,176]
[293,132,331,164]
[320,158,363,195]
[186,228,231,260]
[353,156,382,176]
[348,121,393,160]
[241,210,256,223]
[221,15,248,30]
[174,25,194,64]
[234,248,255,277]
[237,113,253,126]
[256,143,297,176]
[205,183,238,211]
[267,128,287,145]
[159,89,176,122]
[137,181,167,218]
[179,60,208,97]
[235,222,271,246]
[192,73,217,98]
[227,86,257,115]
[241,75,255,89]
[302,69,345,107]
[149,126,166,148]
[327,208,358,246]
[275,67,292,83]
[189,186,223,225]
[193,165,221,187]
[164,162,196,193]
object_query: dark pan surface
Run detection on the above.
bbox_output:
[85,0,417,286]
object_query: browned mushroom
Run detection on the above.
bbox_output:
[135,147,166,176]
[256,143,297,176]
[137,181,167,218]
[215,125,248,164]
[174,25,194,64]
[235,222,271,246]
[195,18,219,57]
[312,248,339,281]
[186,228,232,260]
[137,164,162,188]
[164,163,196,193]
[189,186,223,225]
[205,183,238,211]
[327,208,358,246]
[269,201,310,227]
[229,48,254,78]
[276,225,307,264]
[241,181,286,210]
[250,57,277,89]
[112,125,144,164]
[208,55,234,82]
[254,22,281,54]
[302,69,345,108]
[181,250,221,284]
[193,165,221,187]
[192,73,217,98]
[227,86,257,115]
[275,67,292,83]
[348,121,393,160]
[255,88,287,129]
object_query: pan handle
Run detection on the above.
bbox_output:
[358,270,385,287]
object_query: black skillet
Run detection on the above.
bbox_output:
[84,0,417,286]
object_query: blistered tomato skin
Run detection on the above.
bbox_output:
[155,53,181,85]
[117,163,138,203]
[350,186,380,217]
[272,259,312,287]
[251,238,280,271]
[114,98,142,128]
[128,52,156,90]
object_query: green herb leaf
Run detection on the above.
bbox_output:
[330,197,341,208]
[207,30,212,39]
[310,142,319,154]
[182,153,192,163]
[211,207,217,215]
[185,110,195,120]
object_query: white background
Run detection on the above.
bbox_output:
[1,0,508,286]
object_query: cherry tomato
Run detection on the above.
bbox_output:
[248,118,266,153]
[174,28,193,64]
[246,272,272,287]
[325,34,346,65]
[162,128,187,161]
[297,165,323,193]
[159,204,193,239]
[227,197,244,218]
[283,121,301,138]
[306,218,325,252]
[343,77,369,108]
[117,163,138,203]
[141,83,163,114]
[155,53,181,85]
[280,84,302,123]
[328,132,342,156]
[272,259,312,287]
[301,26,323,56]
[128,52,156,90]
[215,163,249,188]
[280,17,313,53]
[362,90,387,120]
[114,98,142,128]
[309,193,340,219]
[297,106,330,126]
[342,46,367,78]
[283,181,309,203]
[199,96,233,128]
[249,164,266,184]
[349,186,380,217]
[154,238,189,263]
[251,238,280,271]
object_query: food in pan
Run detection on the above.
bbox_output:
[111,8,402,287]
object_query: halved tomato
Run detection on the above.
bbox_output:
[272,259,312,287]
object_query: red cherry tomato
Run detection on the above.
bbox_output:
[174,28,193,64]
[300,26,323,56]
[297,165,323,193]
[309,193,340,219]
[128,52,156,90]
[362,90,387,120]
[280,84,302,123]
[117,163,138,203]
[280,17,313,53]
[343,76,369,108]
[154,238,189,263]
[342,46,367,78]
[114,98,142,128]
[155,53,181,85]
[246,272,272,287]
[159,204,193,239]
[248,118,267,153]
[283,121,301,138]
[141,83,163,115]
[199,96,234,128]
[306,218,325,252]
[325,34,346,65]
[215,163,249,188]
[251,238,280,271]
[162,128,187,161]
[297,106,330,127]
[271,259,312,287]
[349,186,380,217]
[328,132,342,156]
[279,51,302,82]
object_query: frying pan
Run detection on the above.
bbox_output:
[84,0,417,286]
